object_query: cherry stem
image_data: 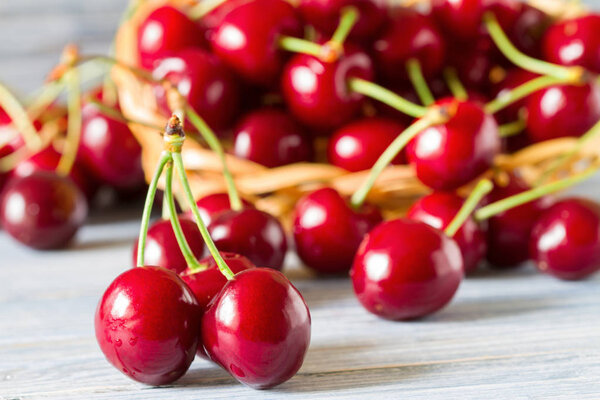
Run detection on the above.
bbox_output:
[278,36,325,59]
[484,75,565,114]
[56,67,81,176]
[407,58,435,106]
[87,98,166,131]
[136,151,171,267]
[330,6,359,46]
[498,119,526,138]
[475,167,598,221]
[484,12,583,82]
[348,77,429,118]
[189,0,227,20]
[350,106,449,208]
[0,83,42,150]
[445,179,493,237]
[26,81,64,122]
[443,67,468,101]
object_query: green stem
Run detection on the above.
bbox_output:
[330,6,359,45]
[348,77,429,118]
[0,83,41,150]
[484,75,565,115]
[278,36,324,59]
[475,167,598,221]
[26,80,64,123]
[56,68,81,176]
[407,58,435,106]
[498,119,526,138]
[443,67,468,101]
[484,12,581,81]
[137,151,171,267]
[445,179,493,237]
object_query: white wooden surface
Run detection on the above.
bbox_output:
[1,1,600,399]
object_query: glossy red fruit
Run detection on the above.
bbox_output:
[491,68,538,124]
[132,217,206,274]
[526,83,600,143]
[486,174,552,268]
[293,187,382,274]
[510,3,550,58]
[407,99,501,191]
[432,0,485,40]
[153,48,240,132]
[209,0,302,86]
[543,15,600,74]
[451,44,494,92]
[351,218,464,320]
[191,193,254,227]
[298,0,386,41]
[202,268,311,389]
[530,198,600,280]
[327,117,405,172]
[209,208,288,269]
[137,6,206,69]
[281,48,374,130]
[233,109,313,167]
[95,266,202,385]
[407,192,486,274]
[373,10,446,85]
[0,172,88,249]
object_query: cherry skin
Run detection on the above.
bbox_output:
[431,0,485,40]
[526,82,600,143]
[95,266,202,385]
[293,187,382,274]
[491,68,538,124]
[208,208,288,269]
[407,192,486,274]
[327,117,406,172]
[351,218,464,320]
[485,173,552,268]
[406,99,501,191]
[232,109,313,167]
[209,0,302,86]
[153,48,240,132]
[510,3,550,58]
[543,15,600,74]
[530,198,600,281]
[202,268,311,389]
[281,47,374,131]
[190,192,254,227]
[132,217,206,274]
[0,172,88,249]
[373,10,446,85]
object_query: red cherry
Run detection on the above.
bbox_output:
[373,10,446,85]
[510,3,550,58]
[351,218,464,320]
[406,99,501,191]
[491,68,538,124]
[530,198,600,280]
[543,15,600,74]
[208,208,288,269]
[233,109,313,167]
[293,187,382,274]
[0,172,88,249]
[190,192,254,226]
[202,268,311,389]
[298,0,386,41]
[526,82,600,143]
[486,174,552,268]
[432,0,485,40]
[327,117,406,172]
[209,0,302,86]
[95,266,202,385]
[153,48,240,132]
[281,48,374,130]
[137,6,206,69]
[132,217,206,274]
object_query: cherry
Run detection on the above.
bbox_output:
[298,0,385,41]
[510,3,550,58]
[525,82,600,143]
[209,0,302,86]
[406,99,501,191]
[0,172,88,249]
[530,198,600,281]
[373,10,446,85]
[132,217,206,274]
[281,47,374,130]
[351,218,464,320]
[327,117,406,172]
[451,47,494,92]
[137,6,206,69]
[191,192,254,226]
[202,268,311,389]
[208,208,287,269]
[293,187,382,274]
[0,128,24,193]
[232,109,313,167]
[542,15,600,74]
[153,48,240,132]
[431,0,485,40]
[407,192,486,274]
[79,101,144,190]
[95,266,202,385]
[491,68,538,124]
[485,173,552,268]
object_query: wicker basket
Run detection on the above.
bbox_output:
[113,0,600,227]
